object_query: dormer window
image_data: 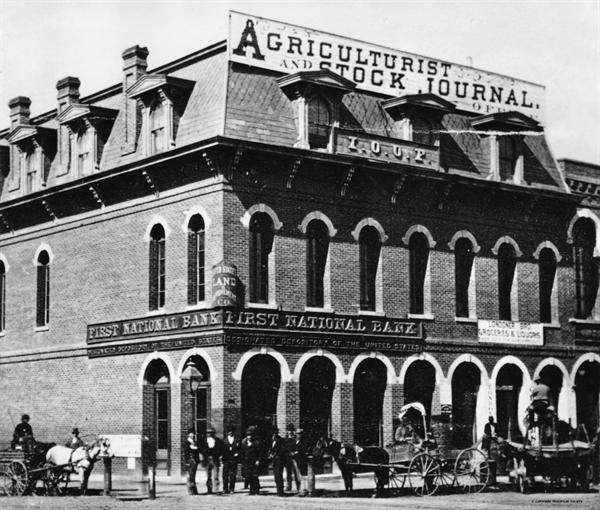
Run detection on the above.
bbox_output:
[75,128,92,175]
[277,70,355,151]
[24,149,37,194]
[308,96,331,150]
[127,74,195,157]
[471,111,541,184]
[149,100,166,154]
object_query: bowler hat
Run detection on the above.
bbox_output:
[246,425,256,435]
[286,423,296,432]
[21,414,30,421]
[72,428,79,435]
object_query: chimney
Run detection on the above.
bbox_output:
[56,76,81,170]
[8,96,31,129]
[121,45,149,153]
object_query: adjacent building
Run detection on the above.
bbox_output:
[0,12,598,477]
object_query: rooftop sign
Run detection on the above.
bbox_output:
[228,11,545,122]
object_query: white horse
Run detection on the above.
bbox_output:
[45,437,109,494]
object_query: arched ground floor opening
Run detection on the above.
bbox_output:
[452,362,481,448]
[496,364,523,441]
[575,360,600,439]
[353,358,387,446]
[300,357,336,444]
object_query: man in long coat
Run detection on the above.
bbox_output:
[268,427,288,496]
[200,427,224,494]
[222,426,241,494]
[184,429,200,495]
[240,426,262,495]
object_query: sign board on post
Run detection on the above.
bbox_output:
[478,320,544,346]
[99,434,142,458]
[228,11,545,122]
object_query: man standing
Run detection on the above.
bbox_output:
[482,416,497,451]
[201,427,224,494]
[11,414,33,449]
[222,426,240,494]
[268,427,288,497]
[284,423,300,492]
[184,429,200,495]
[290,428,310,496]
[240,426,262,495]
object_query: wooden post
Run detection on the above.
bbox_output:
[103,456,112,496]
[148,464,156,499]
[306,456,315,496]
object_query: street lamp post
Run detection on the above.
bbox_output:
[181,360,203,436]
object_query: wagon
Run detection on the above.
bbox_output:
[344,402,491,496]
[504,416,593,493]
[0,442,72,496]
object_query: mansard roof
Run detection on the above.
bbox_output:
[382,93,456,118]
[276,69,356,99]
[7,124,55,145]
[470,111,542,132]
[56,104,118,124]
[127,74,196,99]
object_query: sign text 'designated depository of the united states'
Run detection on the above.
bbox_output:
[228,11,545,122]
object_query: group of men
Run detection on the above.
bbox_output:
[184,423,316,497]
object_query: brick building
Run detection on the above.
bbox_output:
[0,12,598,478]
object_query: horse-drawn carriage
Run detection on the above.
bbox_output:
[0,437,109,496]
[504,414,593,493]
[332,402,491,497]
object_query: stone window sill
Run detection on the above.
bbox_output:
[358,309,385,316]
[407,313,435,321]
[34,325,49,332]
[305,307,335,313]
[248,302,279,310]
[455,316,478,323]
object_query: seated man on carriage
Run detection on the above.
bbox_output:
[528,376,555,427]
[11,414,34,450]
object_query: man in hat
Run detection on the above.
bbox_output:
[290,428,311,496]
[222,426,241,494]
[184,429,200,495]
[240,426,262,495]
[268,427,288,497]
[529,376,553,425]
[200,427,224,494]
[284,423,300,492]
[11,414,33,449]
[65,428,84,449]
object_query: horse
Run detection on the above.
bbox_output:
[45,437,109,494]
[322,438,390,497]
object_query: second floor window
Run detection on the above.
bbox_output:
[409,233,429,315]
[149,224,166,310]
[36,251,50,327]
[249,213,274,304]
[308,96,331,150]
[187,215,205,305]
[149,101,165,154]
[0,261,5,333]
[306,220,329,308]
[539,248,557,323]
[498,243,517,320]
[359,226,380,311]
[455,238,475,318]
[573,218,597,319]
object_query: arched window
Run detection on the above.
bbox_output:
[499,137,517,181]
[359,226,381,311]
[573,219,597,319]
[187,215,205,305]
[149,100,165,154]
[149,225,166,310]
[76,128,91,175]
[249,213,274,304]
[0,261,5,332]
[498,243,517,320]
[306,220,329,308]
[308,97,331,149]
[36,251,50,327]
[539,248,557,323]
[409,233,429,315]
[455,238,475,318]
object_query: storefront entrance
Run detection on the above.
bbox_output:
[353,358,387,446]
[452,362,480,448]
[300,357,335,443]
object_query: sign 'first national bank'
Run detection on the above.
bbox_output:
[228,11,545,122]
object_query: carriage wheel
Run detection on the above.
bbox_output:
[0,467,13,496]
[388,467,406,494]
[408,453,440,496]
[454,447,490,494]
[6,461,28,496]
[43,466,65,496]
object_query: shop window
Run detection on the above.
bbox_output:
[499,137,517,181]
[306,220,329,308]
[498,243,517,320]
[149,100,166,154]
[0,261,5,333]
[36,251,50,327]
[573,219,597,319]
[249,213,274,304]
[149,224,166,310]
[359,226,380,311]
[455,238,475,318]
[308,97,331,150]
[539,248,557,323]
[187,215,205,305]
[409,233,430,315]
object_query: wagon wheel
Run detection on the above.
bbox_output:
[6,460,28,496]
[408,452,440,496]
[0,466,13,496]
[454,447,490,494]
[43,465,66,496]
[387,467,406,494]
